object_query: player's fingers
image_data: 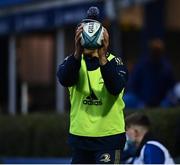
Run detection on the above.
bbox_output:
[75,29,83,44]
[76,34,82,43]
[76,31,82,41]
[76,24,83,34]
[76,23,83,30]
[103,31,109,47]
[103,28,109,41]
[76,25,83,35]
[75,28,83,40]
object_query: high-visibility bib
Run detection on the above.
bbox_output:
[68,54,125,137]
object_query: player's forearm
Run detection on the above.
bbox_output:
[57,55,81,87]
[100,61,128,95]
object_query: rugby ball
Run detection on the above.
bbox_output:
[81,21,104,49]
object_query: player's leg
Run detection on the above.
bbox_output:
[95,149,121,164]
[71,148,95,164]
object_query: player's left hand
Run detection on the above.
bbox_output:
[98,28,109,65]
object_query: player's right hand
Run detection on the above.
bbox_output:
[74,24,83,60]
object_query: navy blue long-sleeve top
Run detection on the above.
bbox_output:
[57,53,128,151]
[57,54,128,96]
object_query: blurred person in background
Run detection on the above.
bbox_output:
[57,7,128,164]
[124,112,174,164]
[120,134,137,164]
[161,82,180,107]
[125,38,175,108]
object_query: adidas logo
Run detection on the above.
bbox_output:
[83,91,102,106]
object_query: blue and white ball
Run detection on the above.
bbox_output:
[81,21,104,49]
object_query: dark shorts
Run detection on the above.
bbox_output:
[69,133,126,164]
[71,148,121,164]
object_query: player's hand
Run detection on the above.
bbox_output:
[98,28,109,65]
[74,24,83,60]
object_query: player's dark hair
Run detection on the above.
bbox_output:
[125,113,151,129]
[87,6,100,21]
